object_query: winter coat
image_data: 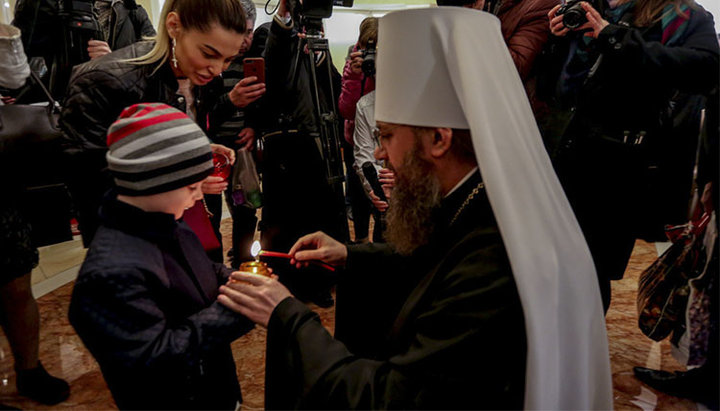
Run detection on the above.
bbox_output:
[104,0,156,51]
[497,0,559,81]
[60,41,183,161]
[69,195,254,410]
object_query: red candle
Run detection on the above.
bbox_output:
[258,250,292,259]
[258,250,336,272]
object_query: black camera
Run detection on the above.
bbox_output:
[556,0,589,30]
[287,0,354,30]
[361,38,376,77]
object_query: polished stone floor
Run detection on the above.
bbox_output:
[0,222,705,410]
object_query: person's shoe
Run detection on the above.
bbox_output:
[633,367,683,391]
[633,366,717,407]
[16,363,70,405]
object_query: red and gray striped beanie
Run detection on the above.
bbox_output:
[106,103,213,196]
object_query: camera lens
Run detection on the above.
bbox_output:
[562,7,587,29]
[361,54,375,76]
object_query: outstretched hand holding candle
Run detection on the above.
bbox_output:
[218,237,346,326]
[288,232,348,269]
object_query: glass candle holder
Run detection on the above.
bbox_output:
[237,260,271,277]
[212,152,231,180]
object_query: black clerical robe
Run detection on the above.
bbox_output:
[264,172,527,409]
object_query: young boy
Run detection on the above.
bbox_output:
[69,103,253,410]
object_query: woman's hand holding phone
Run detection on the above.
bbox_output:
[228,76,266,108]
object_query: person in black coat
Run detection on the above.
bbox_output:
[12,0,155,99]
[546,0,719,311]
[89,0,156,58]
[69,103,254,410]
[259,0,348,305]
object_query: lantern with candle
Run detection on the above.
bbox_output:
[237,241,271,277]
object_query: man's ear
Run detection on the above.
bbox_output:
[165,11,182,39]
[427,128,453,159]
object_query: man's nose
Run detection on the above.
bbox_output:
[374,144,386,161]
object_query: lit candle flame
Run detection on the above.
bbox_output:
[251,241,261,260]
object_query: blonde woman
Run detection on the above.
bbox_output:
[60,0,248,246]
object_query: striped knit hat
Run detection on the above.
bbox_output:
[106,103,213,196]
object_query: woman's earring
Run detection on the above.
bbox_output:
[171,38,178,68]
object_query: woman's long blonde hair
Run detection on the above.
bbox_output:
[630,0,697,26]
[128,0,247,73]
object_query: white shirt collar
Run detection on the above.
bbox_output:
[444,166,478,198]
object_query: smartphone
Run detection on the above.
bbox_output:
[243,57,265,84]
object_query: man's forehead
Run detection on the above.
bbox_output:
[376,121,405,130]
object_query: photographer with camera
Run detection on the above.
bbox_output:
[545,0,719,311]
[338,17,377,243]
[261,0,348,305]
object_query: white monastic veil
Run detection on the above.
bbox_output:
[375,8,613,410]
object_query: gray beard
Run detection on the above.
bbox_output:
[384,147,443,256]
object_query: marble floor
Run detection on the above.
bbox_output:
[0,220,709,410]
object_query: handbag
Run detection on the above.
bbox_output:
[183,199,221,252]
[637,110,710,341]
[1,72,73,247]
[636,211,710,341]
[0,71,64,187]
[230,147,263,209]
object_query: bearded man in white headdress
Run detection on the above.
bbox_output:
[218,7,613,410]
